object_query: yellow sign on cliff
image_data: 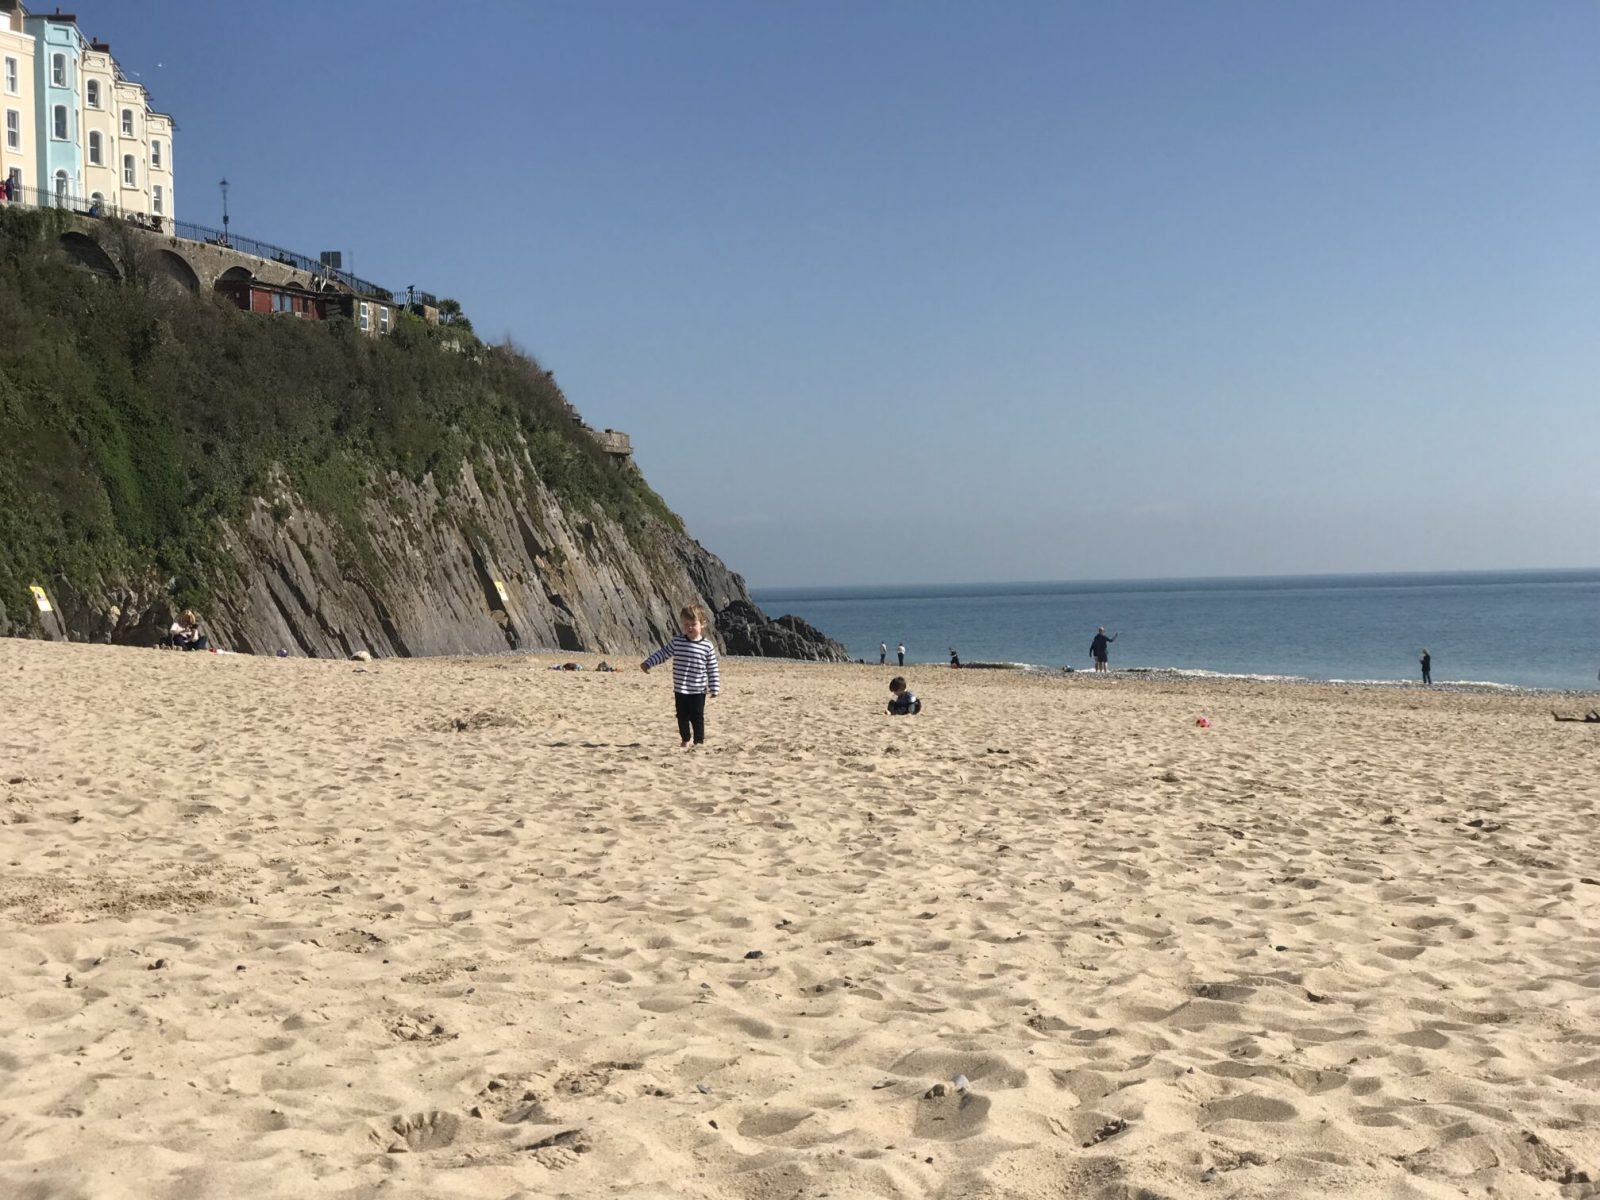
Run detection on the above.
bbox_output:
[29,585,52,614]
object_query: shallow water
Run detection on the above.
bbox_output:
[755,569,1600,691]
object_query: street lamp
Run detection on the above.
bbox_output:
[219,177,230,244]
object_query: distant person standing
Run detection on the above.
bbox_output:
[949,647,961,668]
[879,642,887,665]
[1420,649,1431,686]
[897,642,906,667]
[1090,627,1117,673]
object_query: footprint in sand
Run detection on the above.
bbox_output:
[1205,1094,1299,1123]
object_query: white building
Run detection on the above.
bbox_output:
[0,2,34,200]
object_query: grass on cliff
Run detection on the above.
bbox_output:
[0,207,684,628]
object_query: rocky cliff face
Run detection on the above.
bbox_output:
[0,207,844,661]
[15,446,845,662]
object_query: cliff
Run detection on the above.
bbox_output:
[0,207,844,661]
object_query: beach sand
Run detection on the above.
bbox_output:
[1,639,1598,1199]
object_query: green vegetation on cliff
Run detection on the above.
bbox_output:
[0,207,681,629]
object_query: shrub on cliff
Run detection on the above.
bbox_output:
[0,207,681,629]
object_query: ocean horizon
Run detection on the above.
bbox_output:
[753,567,1600,692]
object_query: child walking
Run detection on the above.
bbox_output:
[641,604,721,747]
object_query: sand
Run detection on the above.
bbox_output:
[1,638,1598,1200]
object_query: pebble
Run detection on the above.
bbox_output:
[696,1084,713,1094]
[952,1074,970,1093]
[1200,1166,1218,1183]
[744,950,764,959]
[923,1083,946,1100]
[871,1079,894,1090]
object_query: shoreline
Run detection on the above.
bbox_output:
[436,643,1600,700]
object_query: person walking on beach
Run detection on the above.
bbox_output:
[1090,627,1117,673]
[879,642,887,665]
[897,642,906,667]
[641,604,721,748]
[1420,649,1432,687]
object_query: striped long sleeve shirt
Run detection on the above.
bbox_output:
[643,634,721,696]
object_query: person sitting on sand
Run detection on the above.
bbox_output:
[166,609,208,652]
[949,647,961,668]
[887,676,921,715]
[1090,627,1117,672]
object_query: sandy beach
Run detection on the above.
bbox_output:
[1,638,1597,1199]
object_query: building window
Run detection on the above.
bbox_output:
[53,168,67,205]
[4,57,17,95]
[152,184,162,214]
[379,306,390,333]
[8,167,22,197]
[359,302,370,332]
[151,139,161,169]
[52,104,66,140]
[121,108,132,136]
[5,109,18,151]
[86,79,99,108]
[51,53,65,88]
[87,129,101,164]
[122,154,134,187]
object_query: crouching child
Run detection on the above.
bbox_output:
[887,676,921,715]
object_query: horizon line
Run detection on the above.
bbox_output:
[750,564,1600,595]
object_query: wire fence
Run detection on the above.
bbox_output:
[0,180,405,300]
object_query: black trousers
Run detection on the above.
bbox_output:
[675,692,707,744]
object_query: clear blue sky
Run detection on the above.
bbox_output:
[113,2,1597,587]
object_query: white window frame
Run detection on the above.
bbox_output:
[51,53,65,88]
[9,167,22,195]
[51,104,67,140]
[358,302,370,331]
[4,57,17,96]
[122,153,134,187]
[5,108,18,151]
[378,306,390,333]
[151,139,161,169]
[85,79,99,108]
[53,168,68,204]
[87,129,101,164]
[120,107,132,136]
[152,183,163,215]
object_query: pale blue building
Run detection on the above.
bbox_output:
[24,8,82,204]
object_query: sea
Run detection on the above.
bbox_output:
[753,569,1600,693]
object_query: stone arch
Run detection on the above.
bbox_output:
[152,248,200,293]
[214,264,253,292]
[58,231,120,279]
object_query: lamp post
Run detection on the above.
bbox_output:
[219,177,230,245]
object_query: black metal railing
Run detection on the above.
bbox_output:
[0,181,406,301]
[169,217,392,299]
